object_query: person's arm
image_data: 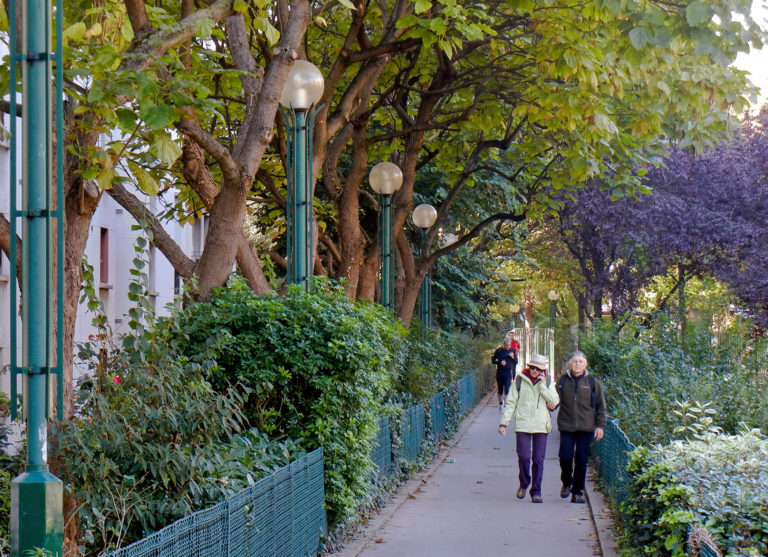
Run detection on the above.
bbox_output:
[538,376,560,409]
[498,386,518,435]
[491,349,500,365]
[594,379,607,441]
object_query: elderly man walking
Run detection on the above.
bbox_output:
[555,351,607,504]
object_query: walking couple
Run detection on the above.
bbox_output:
[497,351,606,504]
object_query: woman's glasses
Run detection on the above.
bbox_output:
[529,365,546,372]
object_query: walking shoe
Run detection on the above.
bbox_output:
[571,493,585,504]
[560,484,571,498]
[531,495,543,503]
[516,487,526,499]
[499,402,504,413]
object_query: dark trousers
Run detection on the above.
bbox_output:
[496,371,512,396]
[559,430,593,495]
[515,432,548,496]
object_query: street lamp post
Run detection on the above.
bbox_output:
[280,60,324,292]
[547,289,559,329]
[370,162,403,311]
[412,204,438,327]
[9,0,65,553]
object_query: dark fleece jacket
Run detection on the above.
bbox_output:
[555,371,607,432]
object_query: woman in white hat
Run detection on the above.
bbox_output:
[497,353,559,503]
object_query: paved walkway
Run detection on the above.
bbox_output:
[332,394,619,557]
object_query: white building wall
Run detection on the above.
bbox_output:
[1,117,199,396]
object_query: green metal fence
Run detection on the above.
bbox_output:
[371,416,392,479]
[457,373,475,414]
[591,418,635,506]
[400,403,425,462]
[428,390,447,444]
[106,449,326,557]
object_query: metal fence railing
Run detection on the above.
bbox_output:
[106,449,326,557]
[592,418,635,506]
[370,416,392,479]
[429,390,447,444]
[457,373,475,415]
[400,403,425,462]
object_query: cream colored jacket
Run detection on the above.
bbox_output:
[499,373,560,433]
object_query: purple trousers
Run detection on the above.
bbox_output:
[515,432,548,497]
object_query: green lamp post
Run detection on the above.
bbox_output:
[280,60,324,291]
[9,0,65,553]
[370,162,403,311]
[548,289,559,328]
[412,204,438,327]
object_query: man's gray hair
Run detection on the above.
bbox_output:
[568,351,588,365]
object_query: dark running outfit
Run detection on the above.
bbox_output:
[492,347,517,396]
[555,371,607,498]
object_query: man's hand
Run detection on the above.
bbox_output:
[594,427,605,442]
[498,425,507,436]
[501,360,506,365]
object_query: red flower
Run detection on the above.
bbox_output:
[112,375,121,384]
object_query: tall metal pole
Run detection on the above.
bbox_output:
[11,0,64,552]
[380,194,393,310]
[283,106,320,292]
[293,109,310,290]
[550,299,556,329]
[419,229,430,327]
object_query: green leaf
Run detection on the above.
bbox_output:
[337,0,355,9]
[686,3,713,26]
[130,163,160,196]
[233,0,248,13]
[87,86,105,103]
[414,0,432,14]
[143,104,177,131]
[256,17,280,45]
[115,108,138,131]
[150,134,182,167]
[63,22,87,42]
[628,27,650,49]
[194,17,215,38]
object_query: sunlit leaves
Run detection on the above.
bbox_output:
[150,133,182,167]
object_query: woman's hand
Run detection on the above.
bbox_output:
[498,425,507,436]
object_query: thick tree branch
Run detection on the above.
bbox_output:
[108,183,197,277]
[177,116,241,184]
[121,0,236,72]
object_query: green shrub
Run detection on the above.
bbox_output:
[171,278,405,526]
[58,314,299,555]
[621,430,768,557]
[619,446,694,557]
[582,317,768,445]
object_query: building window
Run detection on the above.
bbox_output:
[99,227,109,284]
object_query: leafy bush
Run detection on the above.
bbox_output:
[619,446,694,557]
[582,317,768,445]
[170,278,404,526]
[396,325,477,402]
[621,430,768,557]
[58,306,300,555]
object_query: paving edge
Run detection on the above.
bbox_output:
[585,469,620,557]
[330,392,493,557]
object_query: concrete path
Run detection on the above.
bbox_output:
[332,394,619,557]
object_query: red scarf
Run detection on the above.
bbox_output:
[523,368,542,385]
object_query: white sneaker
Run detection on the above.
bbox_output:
[499,402,504,413]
